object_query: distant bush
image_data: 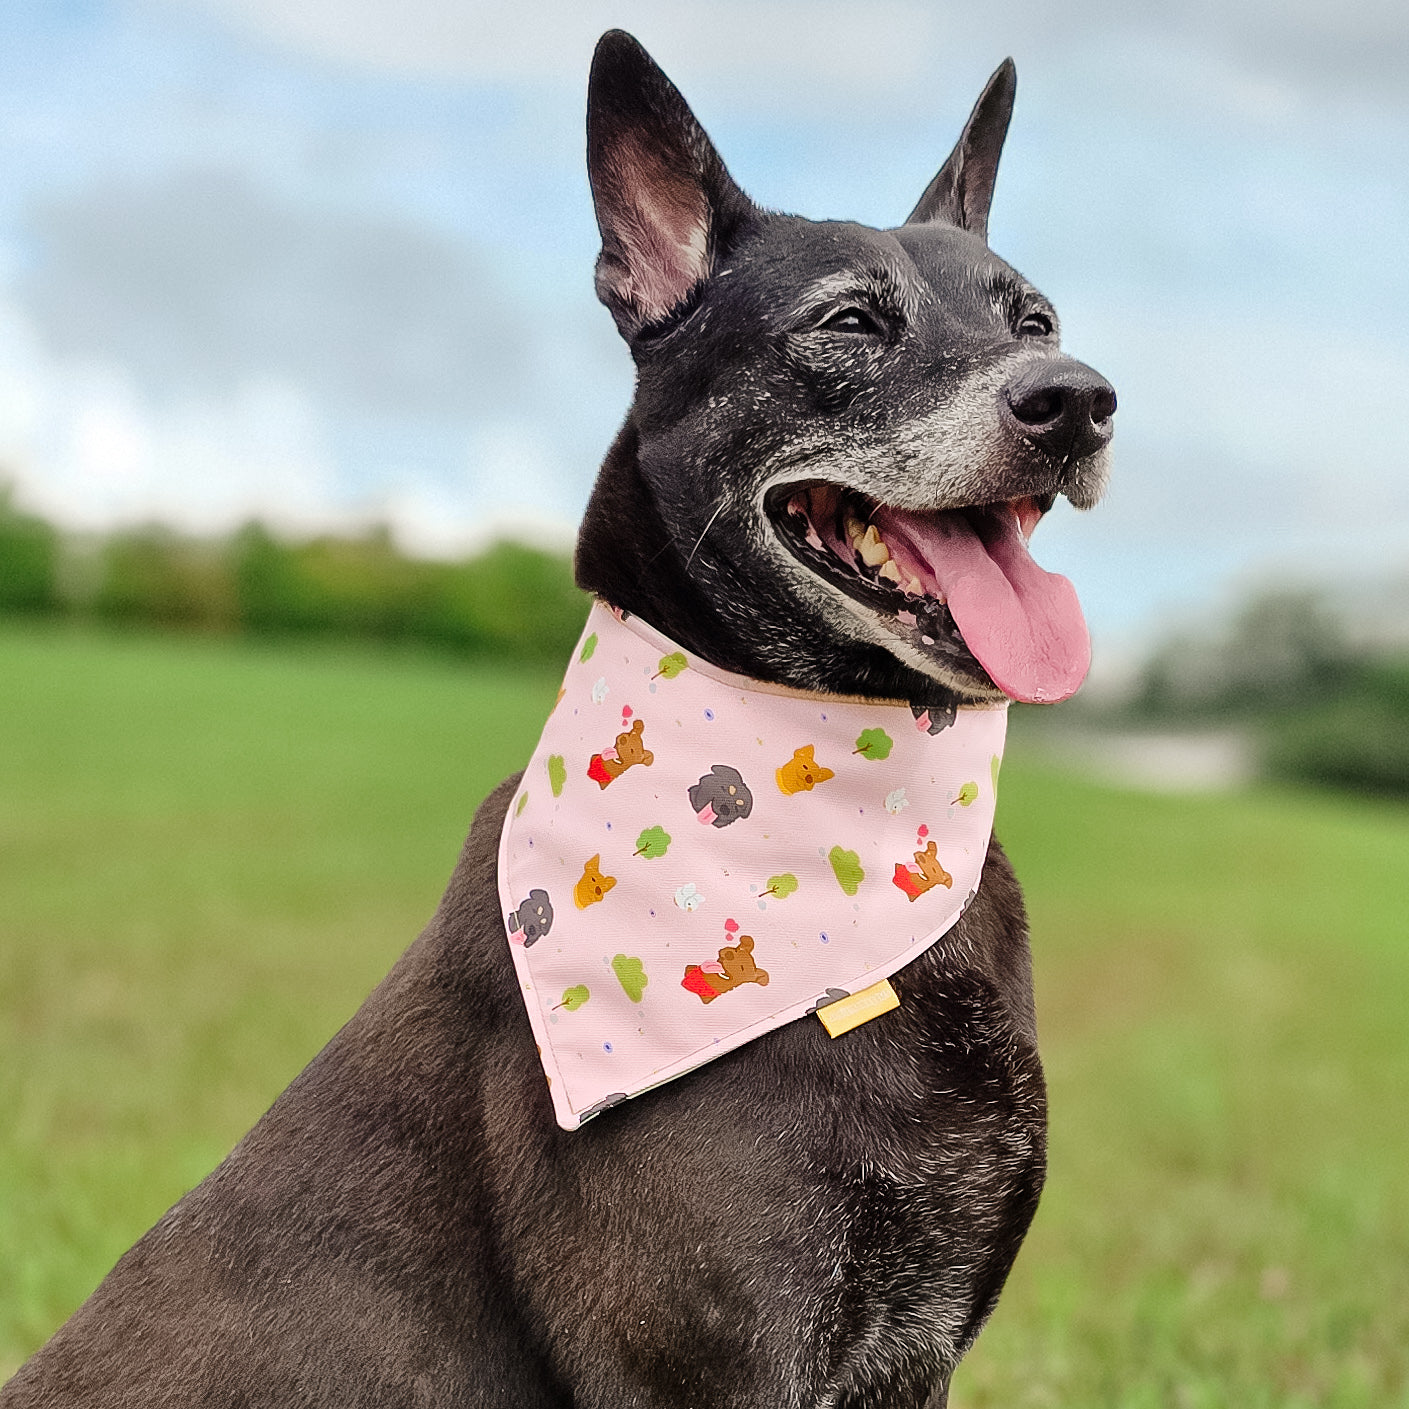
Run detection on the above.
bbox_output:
[420,542,593,663]
[1126,586,1409,798]
[0,492,588,668]
[231,523,433,639]
[1132,588,1358,717]
[1265,660,1409,796]
[229,524,588,663]
[0,488,60,613]
[94,528,239,630]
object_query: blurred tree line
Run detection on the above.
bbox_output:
[0,487,588,667]
[6,486,1406,795]
[1127,587,1409,797]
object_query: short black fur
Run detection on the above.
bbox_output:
[3,30,1114,1409]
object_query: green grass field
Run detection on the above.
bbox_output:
[2,625,1406,1405]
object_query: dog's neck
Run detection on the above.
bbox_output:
[574,423,725,671]
[575,423,967,710]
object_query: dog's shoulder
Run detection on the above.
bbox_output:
[427,770,524,995]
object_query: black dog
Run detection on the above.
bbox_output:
[3,32,1113,1409]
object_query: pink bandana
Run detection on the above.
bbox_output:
[498,602,1008,1130]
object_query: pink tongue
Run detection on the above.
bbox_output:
[883,506,1090,703]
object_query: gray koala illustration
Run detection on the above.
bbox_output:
[688,764,754,828]
[910,700,958,735]
[578,1092,628,1122]
[507,888,554,946]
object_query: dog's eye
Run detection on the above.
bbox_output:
[1017,311,1053,337]
[821,307,884,337]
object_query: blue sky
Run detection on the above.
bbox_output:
[1,0,1406,659]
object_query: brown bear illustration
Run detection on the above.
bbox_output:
[680,933,770,1003]
[891,839,953,901]
[587,718,655,788]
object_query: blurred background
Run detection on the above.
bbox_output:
[1,2,1406,1404]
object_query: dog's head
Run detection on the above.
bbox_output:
[576,31,1114,707]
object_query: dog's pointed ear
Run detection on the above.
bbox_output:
[905,59,1016,241]
[587,30,755,338]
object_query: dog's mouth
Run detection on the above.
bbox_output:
[766,482,1090,703]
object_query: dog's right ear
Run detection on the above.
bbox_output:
[587,30,755,339]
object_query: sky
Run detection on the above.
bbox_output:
[1,0,1407,659]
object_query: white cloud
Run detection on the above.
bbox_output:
[168,0,945,96]
[370,421,581,558]
[1,299,343,536]
[166,0,1409,109]
[21,170,525,417]
[69,379,150,491]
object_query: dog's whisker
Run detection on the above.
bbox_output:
[640,532,687,571]
[684,498,730,570]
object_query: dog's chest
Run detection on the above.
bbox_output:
[716,967,1048,1391]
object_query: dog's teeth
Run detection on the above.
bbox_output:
[905,575,924,596]
[844,515,865,543]
[857,525,890,567]
[877,559,902,586]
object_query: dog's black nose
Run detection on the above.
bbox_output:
[1001,361,1116,461]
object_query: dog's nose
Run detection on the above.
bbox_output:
[1001,361,1116,461]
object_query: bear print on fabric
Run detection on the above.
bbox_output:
[680,930,770,1002]
[587,718,655,789]
[506,888,554,946]
[775,745,835,796]
[574,855,617,909]
[892,839,954,901]
[688,764,753,827]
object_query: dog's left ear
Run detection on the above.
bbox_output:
[587,30,756,338]
[905,58,1016,241]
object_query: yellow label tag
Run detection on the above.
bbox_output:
[816,979,900,1038]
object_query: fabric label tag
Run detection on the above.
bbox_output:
[816,979,901,1037]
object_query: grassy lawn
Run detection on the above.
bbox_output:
[1,624,1405,1405]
